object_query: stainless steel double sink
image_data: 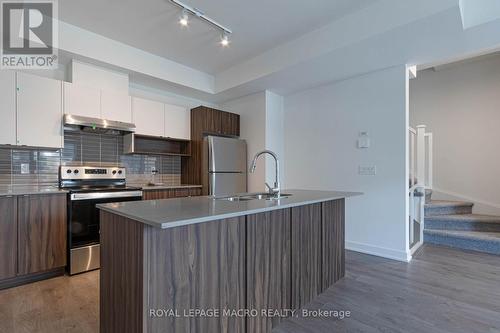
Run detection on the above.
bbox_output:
[214,192,292,201]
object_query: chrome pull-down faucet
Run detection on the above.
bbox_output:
[249,150,281,197]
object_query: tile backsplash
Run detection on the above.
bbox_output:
[0,130,181,187]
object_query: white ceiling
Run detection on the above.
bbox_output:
[59,0,378,74]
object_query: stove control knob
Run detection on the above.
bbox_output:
[74,170,79,174]
[118,170,123,175]
[112,170,117,175]
[66,169,72,174]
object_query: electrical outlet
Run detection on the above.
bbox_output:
[359,165,376,176]
[21,163,30,174]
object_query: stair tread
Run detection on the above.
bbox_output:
[424,229,500,241]
[426,214,500,223]
[425,200,474,208]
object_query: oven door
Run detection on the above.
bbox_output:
[68,191,142,275]
[69,191,143,247]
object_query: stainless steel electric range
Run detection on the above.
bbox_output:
[60,166,143,275]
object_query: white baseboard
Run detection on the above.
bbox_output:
[432,188,500,216]
[346,240,411,262]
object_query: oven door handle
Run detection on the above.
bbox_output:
[70,191,143,201]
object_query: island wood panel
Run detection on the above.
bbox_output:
[322,199,345,290]
[291,203,322,310]
[17,194,66,275]
[143,188,202,200]
[143,216,246,333]
[0,196,17,280]
[100,211,145,333]
[246,209,291,333]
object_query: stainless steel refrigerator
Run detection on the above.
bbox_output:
[204,135,247,196]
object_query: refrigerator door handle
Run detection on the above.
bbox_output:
[208,136,216,172]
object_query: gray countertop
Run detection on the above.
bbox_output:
[140,184,202,191]
[0,186,68,196]
[0,184,201,196]
[97,189,361,229]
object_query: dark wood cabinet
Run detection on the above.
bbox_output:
[17,194,67,275]
[182,106,240,191]
[322,199,345,288]
[220,111,240,136]
[205,107,223,134]
[148,217,246,333]
[291,203,322,310]
[100,199,346,333]
[0,196,17,280]
[247,209,291,333]
[193,106,240,137]
[143,187,202,200]
[100,212,246,333]
[123,134,191,157]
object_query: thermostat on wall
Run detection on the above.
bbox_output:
[357,131,370,149]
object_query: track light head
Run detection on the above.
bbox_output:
[171,0,233,47]
[179,9,189,26]
[220,32,230,47]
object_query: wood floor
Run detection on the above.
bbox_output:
[0,270,98,333]
[1,244,499,333]
[274,244,500,333]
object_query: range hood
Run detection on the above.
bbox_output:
[64,114,135,134]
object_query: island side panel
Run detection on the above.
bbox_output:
[322,199,346,290]
[290,203,322,310]
[143,217,246,333]
[100,211,145,333]
[246,209,291,333]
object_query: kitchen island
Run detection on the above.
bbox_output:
[97,189,360,333]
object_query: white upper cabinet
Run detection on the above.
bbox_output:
[16,72,63,149]
[63,82,101,119]
[132,97,165,137]
[0,70,17,145]
[101,90,132,123]
[164,104,190,140]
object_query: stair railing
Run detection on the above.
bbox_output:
[408,125,433,253]
[415,125,433,190]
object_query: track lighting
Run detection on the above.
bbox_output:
[170,0,233,48]
[179,9,189,26]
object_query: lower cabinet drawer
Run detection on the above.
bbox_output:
[143,187,202,200]
[17,194,67,275]
[0,196,17,281]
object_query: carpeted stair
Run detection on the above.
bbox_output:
[423,198,500,255]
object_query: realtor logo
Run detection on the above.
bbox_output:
[1,0,58,69]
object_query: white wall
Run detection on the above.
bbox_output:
[222,92,267,192]
[284,65,410,261]
[221,91,286,193]
[265,91,285,188]
[459,0,500,29]
[410,55,500,215]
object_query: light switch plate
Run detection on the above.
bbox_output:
[21,163,30,174]
[359,165,376,176]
